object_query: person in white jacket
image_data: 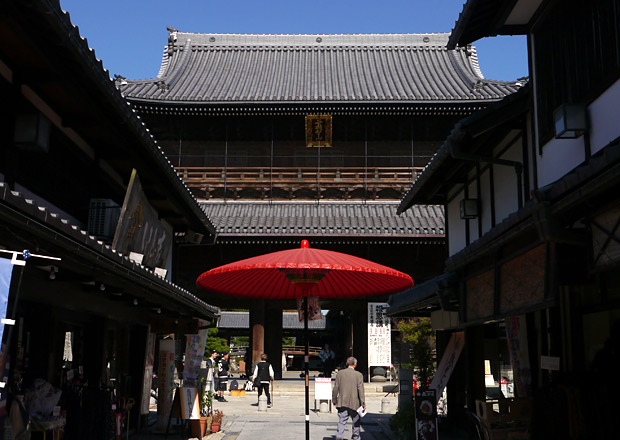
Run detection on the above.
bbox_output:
[251,353,274,407]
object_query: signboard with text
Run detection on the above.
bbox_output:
[368,302,391,367]
[415,389,438,440]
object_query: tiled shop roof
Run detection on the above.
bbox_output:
[0,182,219,319]
[120,32,520,104]
[201,201,444,237]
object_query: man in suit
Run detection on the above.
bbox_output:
[332,356,366,440]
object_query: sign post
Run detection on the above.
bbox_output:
[314,377,332,412]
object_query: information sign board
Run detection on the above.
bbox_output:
[368,302,391,367]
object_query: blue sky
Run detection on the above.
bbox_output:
[59,0,527,82]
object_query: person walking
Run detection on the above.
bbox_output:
[318,343,335,377]
[252,353,274,408]
[332,356,365,440]
[216,352,229,402]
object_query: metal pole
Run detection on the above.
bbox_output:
[304,295,310,440]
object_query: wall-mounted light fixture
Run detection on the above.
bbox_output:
[554,103,588,139]
[14,113,52,152]
[460,199,479,220]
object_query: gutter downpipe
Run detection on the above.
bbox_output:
[448,141,524,209]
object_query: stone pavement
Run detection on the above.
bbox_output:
[132,371,400,440]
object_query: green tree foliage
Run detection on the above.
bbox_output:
[204,328,228,357]
[282,336,296,346]
[396,317,436,390]
[230,336,249,347]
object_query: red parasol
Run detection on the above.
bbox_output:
[197,239,413,298]
[196,240,413,440]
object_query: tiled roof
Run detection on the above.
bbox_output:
[219,311,326,329]
[4,0,216,238]
[0,182,219,319]
[121,32,521,103]
[200,201,444,237]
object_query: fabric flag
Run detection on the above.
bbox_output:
[0,258,14,345]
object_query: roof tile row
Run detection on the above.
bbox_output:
[121,33,520,103]
[201,202,444,237]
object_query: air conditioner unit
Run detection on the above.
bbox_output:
[87,198,120,242]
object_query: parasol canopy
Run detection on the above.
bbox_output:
[196,240,413,299]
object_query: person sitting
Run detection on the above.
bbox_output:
[319,343,335,378]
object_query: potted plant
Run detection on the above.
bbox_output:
[211,409,224,433]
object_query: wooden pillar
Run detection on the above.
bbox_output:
[265,308,283,379]
[465,325,485,411]
[250,299,265,365]
[352,308,368,381]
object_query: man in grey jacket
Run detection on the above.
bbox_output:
[332,356,366,440]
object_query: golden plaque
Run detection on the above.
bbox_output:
[305,115,332,147]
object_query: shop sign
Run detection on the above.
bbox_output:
[156,339,176,431]
[505,316,532,397]
[112,169,173,269]
[415,388,438,440]
[179,387,200,420]
[429,331,464,398]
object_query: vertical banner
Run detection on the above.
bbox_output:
[0,258,14,415]
[429,331,465,398]
[415,389,438,440]
[179,387,200,420]
[368,303,391,367]
[297,296,322,322]
[505,316,531,397]
[0,258,14,347]
[140,331,156,415]
[156,339,176,431]
[183,334,201,387]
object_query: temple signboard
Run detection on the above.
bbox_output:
[305,115,332,147]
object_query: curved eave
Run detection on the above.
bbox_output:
[6,0,217,238]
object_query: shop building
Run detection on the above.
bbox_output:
[390,0,620,438]
[0,1,220,437]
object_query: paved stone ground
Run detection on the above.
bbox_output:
[132,371,400,440]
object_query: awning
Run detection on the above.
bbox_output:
[386,272,458,317]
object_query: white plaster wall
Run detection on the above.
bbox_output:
[536,137,585,187]
[588,77,620,155]
[447,190,467,257]
[493,141,521,224]
[480,169,493,233]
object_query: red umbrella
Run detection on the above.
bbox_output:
[196,240,413,440]
[197,240,413,298]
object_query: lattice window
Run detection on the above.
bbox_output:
[500,245,546,314]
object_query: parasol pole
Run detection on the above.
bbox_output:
[304,294,310,440]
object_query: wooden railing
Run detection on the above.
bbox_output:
[176,166,423,195]
[230,345,322,356]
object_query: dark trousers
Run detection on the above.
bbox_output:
[257,382,271,405]
[323,359,334,377]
